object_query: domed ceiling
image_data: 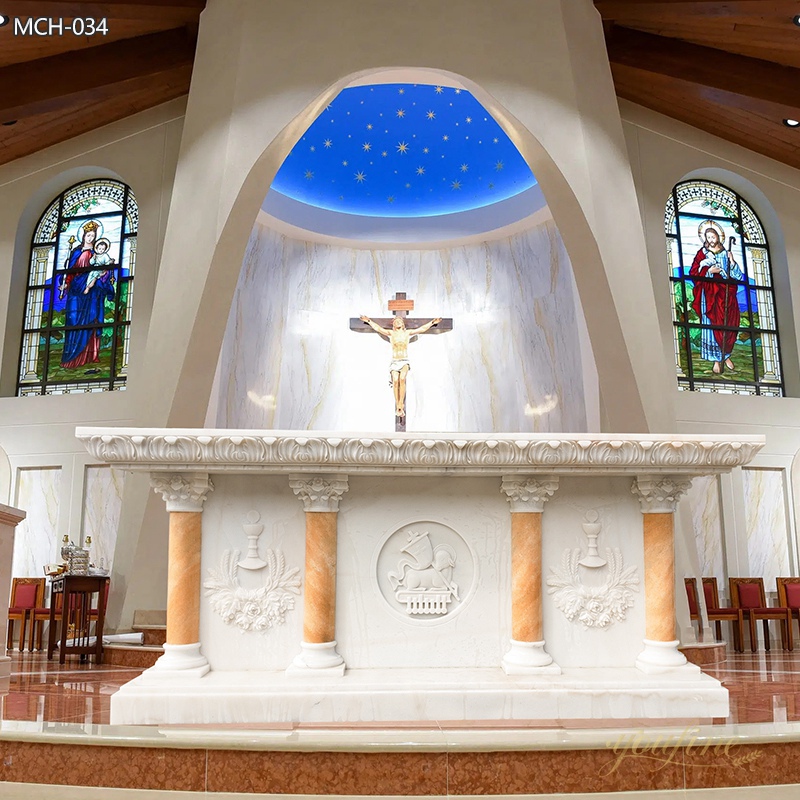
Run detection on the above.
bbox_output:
[270,82,537,219]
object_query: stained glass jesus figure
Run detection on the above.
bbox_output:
[359,315,442,418]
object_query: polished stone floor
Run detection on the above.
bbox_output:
[2,645,800,727]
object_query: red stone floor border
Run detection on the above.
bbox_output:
[0,648,799,793]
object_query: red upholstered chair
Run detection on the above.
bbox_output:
[684,578,703,638]
[776,578,800,637]
[30,587,61,652]
[729,577,793,653]
[7,578,45,652]
[702,577,744,652]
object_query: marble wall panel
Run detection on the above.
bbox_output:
[82,466,123,572]
[12,467,61,577]
[686,475,725,585]
[213,220,593,433]
[743,468,791,590]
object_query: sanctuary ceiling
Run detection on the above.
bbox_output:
[0,1,799,172]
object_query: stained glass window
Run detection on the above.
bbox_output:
[16,179,137,396]
[665,180,783,396]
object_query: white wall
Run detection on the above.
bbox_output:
[622,100,800,589]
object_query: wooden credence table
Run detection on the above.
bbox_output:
[47,574,108,664]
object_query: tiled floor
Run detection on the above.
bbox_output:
[3,646,800,728]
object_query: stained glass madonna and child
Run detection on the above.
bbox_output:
[17,179,137,395]
[665,179,783,396]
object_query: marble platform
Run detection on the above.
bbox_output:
[110,666,727,725]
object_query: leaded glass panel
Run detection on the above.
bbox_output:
[666,179,783,396]
[17,179,137,395]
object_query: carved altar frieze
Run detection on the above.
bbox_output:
[375,521,475,622]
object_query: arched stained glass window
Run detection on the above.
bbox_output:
[17,179,137,396]
[665,179,783,395]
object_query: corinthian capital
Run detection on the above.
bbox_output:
[631,475,692,514]
[151,472,214,512]
[289,475,349,512]
[500,476,559,512]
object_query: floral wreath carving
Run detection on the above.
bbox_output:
[546,548,639,629]
[204,549,301,633]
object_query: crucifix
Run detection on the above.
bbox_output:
[350,292,453,432]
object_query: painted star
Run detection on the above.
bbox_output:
[460,163,469,172]
[396,141,409,154]
[426,110,436,120]
[405,183,411,188]
[488,182,495,189]
[434,86,444,94]
[423,146,430,154]
[442,134,449,141]
[342,160,348,166]
[396,109,406,118]
[381,151,388,157]
[323,139,333,148]
[398,88,405,94]
[454,88,462,94]
[310,145,316,151]
[465,116,472,123]
[354,171,366,183]
[495,160,504,170]
[451,180,462,190]
[388,195,395,202]
[367,123,373,130]
[493,137,499,144]
[362,142,372,152]
[416,166,425,175]
[304,170,314,180]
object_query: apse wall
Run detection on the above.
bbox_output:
[212,219,593,433]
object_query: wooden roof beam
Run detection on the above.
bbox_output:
[606,25,800,111]
[3,0,205,22]
[0,27,195,121]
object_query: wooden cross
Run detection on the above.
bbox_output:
[350,292,453,432]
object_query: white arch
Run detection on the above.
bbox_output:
[0,443,10,505]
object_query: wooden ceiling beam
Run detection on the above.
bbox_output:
[606,26,800,111]
[3,0,205,22]
[0,27,195,122]
[596,0,799,16]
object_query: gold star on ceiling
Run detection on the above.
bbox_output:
[426,111,435,120]
[367,123,373,130]
[423,147,430,153]
[342,160,348,166]
[454,88,462,94]
[405,183,411,188]
[362,142,372,152]
[354,171,366,183]
[442,135,449,141]
[387,195,395,202]
[304,170,314,180]
[323,139,332,148]
[396,141,409,154]
[396,109,406,118]
[451,180,462,190]
[434,86,443,94]
[416,166,425,175]
[495,160,504,170]
[493,137,499,144]
[310,145,315,151]
[381,150,388,157]
[460,163,469,172]
[398,88,405,94]
[466,116,472,123]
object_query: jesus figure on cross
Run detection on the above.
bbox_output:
[359,314,442,419]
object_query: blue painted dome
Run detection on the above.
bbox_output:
[270,83,537,218]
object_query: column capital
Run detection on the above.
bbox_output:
[289,475,349,512]
[500,476,559,513]
[631,475,692,514]
[151,472,214,512]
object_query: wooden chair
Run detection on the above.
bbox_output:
[701,577,744,652]
[7,578,45,652]
[684,577,703,638]
[776,577,800,637]
[30,588,61,652]
[729,577,793,653]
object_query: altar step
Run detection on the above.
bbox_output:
[103,610,165,668]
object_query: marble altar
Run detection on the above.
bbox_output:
[0,503,26,679]
[76,429,764,726]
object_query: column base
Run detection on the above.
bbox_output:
[143,643,210,680]
[635,638,700,674]
[286,640,346,677]
[502,639,561,675]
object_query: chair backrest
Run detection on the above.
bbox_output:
[9,578,45,610]
[684,577,700,616]
[777,577,800,609]
[730,577,767,609]
[702,577,721,609]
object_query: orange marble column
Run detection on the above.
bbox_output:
[501,476,560,675]
[632,475,696,674]
[149,473,213,676]
[288,475,349,674]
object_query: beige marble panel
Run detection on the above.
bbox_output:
[12,467,61,577]
[743,468,790,590]
[82,465,123,572]
[686,474,725,585]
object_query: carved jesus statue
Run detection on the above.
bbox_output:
[359,314,442,418]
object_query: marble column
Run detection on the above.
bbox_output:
[287,475,349,676]
[632,475,698,674]
[149,473,214,677]
[500,476,560,675]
